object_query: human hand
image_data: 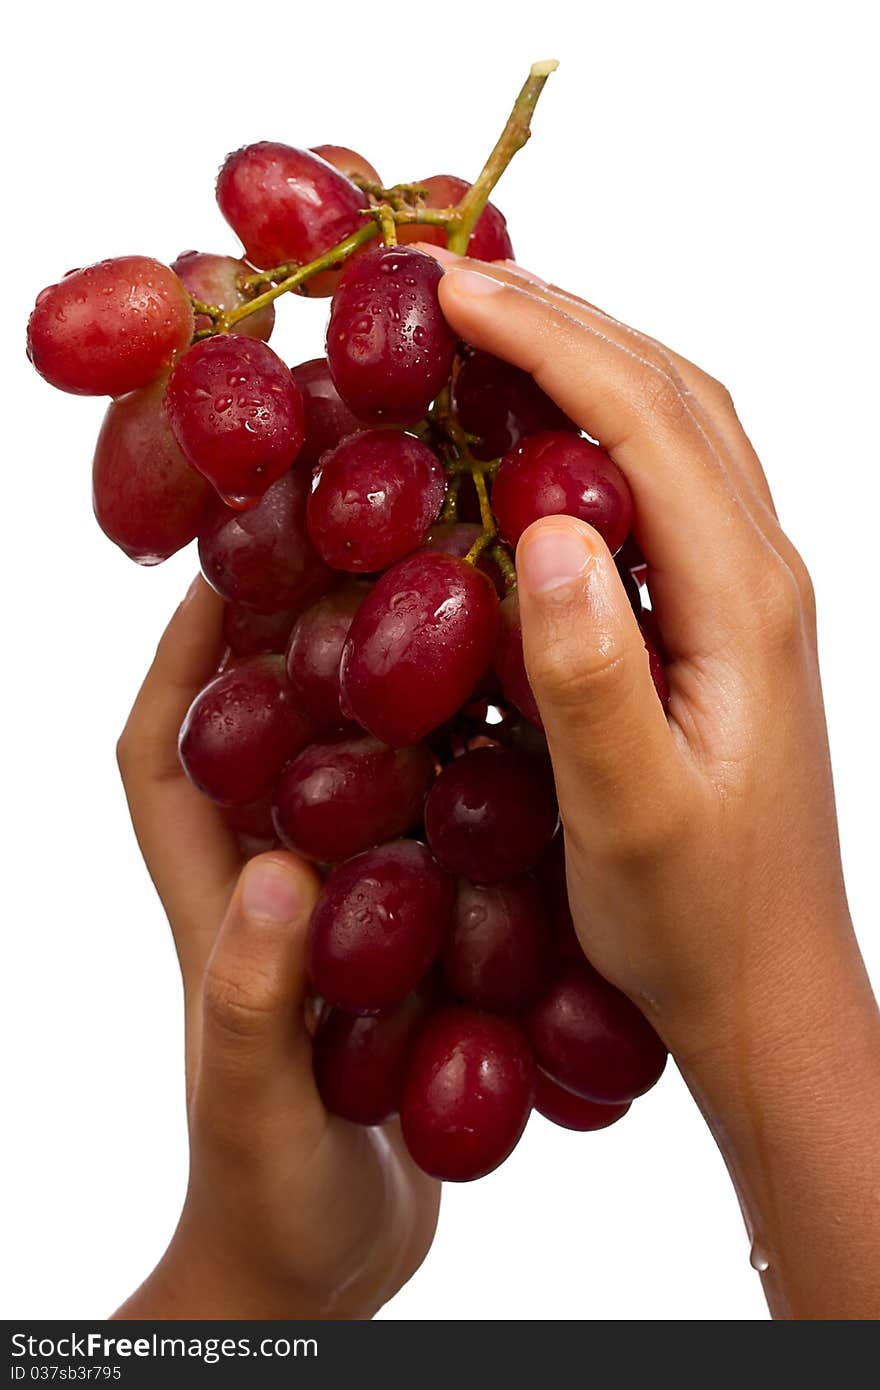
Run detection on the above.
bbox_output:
[113,579,439,1319]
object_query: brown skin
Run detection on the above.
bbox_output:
[115,252,880,1320]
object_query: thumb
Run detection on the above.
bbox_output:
[516,516,677,854]
[195,851,324,1129]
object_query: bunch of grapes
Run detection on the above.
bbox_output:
[26,62,670,1182]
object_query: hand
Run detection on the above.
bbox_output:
[113,578,439,1319]
[417,246,880,1321]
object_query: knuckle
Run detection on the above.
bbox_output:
[751,560,805,647]
[529,639,628,711]
[640,366,690,428]
[203,967,278,1042]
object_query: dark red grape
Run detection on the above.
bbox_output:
[397,175,513,261]
[222,603,298,658]
[326,245,457,425]
[216,142,368,270]
[311,145,382,186]
[424,745,557,884]
[492,589,543,729]
[525,961,668,1105]
[308,429,446,572]
[165,335,304,507]
[421,521,506,595]
[639,610,670,708]
[441,876,552,1010]
[618,559,643,618]
[179,655,312,805]
[616,534,648,586]
[198,468,333,613]
[313,987,433,1126]
[537,834,581,960]
[290,357,365,469]
[285,582,368,726]
[400,1008,534,1181]
[27,256,193,397]
[534,1071,631,1132]
[452,350,577,460]
[223,795,276,839]
[340,552,500,747]
[273,732,434,863]
[492,431,633,555]
[171,251,275,341]
[307,839,453,1014]
[92,376,212,564]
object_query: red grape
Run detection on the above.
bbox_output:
[618,559,643,618]
[307,839,453,1014]
[326,245,457,425]
[534,1071,631,1132]
[441,875,552,1010]
[223,795,276,839]
[222,603,298,658]
[308,429,446,572]
[452,350,577,460]
[492,589,543,729]
[290,357,364,469]
[397,175,513,261]
[27,256,193,397]
[216,142,368,270]
[525,961,668,1105]
[314,987,433,1126]
[285,582,368,726]
[492,431,633,555]
[340,552,500,747]
[198,468,333,613]
[400,1008,534,1181]
[179,655,312,805]
[171,251,275,341]
[311,145,382,186]
[537,834,581,960]
[421,521,505,595]
[424,745,557,883]
[273,732,434,863]
[616,534,648,586]
[640,610,670,707]
[165,335,305,508]
[92,376,211,564]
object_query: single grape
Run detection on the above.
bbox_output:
[285,582,368,726]
[525,961,668,1105]
[165,335,305,508]
[424,745,557,884]
[421,521,506,595]
[441,875,552,1011]
[340,552,500,747]
[639,610,670,708]
[308,429,446,572]
[273,732,435,863]
[452,350,577,460]
[179,655,312,805]
[171,251,275,341]
[492,589,543,729]
[92,376,212,564]
[307,839,453,1014]
[534,1071,631,1132]
[537,833,581,960]
[290,358,365,470]
[397,175,513,260]
[27,256,193,397]
[492,431,633,555]
[198,468,333,613]
[313,987,434,1127]
[222,604,298,658]
[310,145,382,186]
[223,795,276,839]
[216,142,368,270]
[326,245,457,425]
[400,1008,534,1182]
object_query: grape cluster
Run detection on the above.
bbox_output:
[26,65,671,1182]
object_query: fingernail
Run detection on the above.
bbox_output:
[444,267,505,297]
[517,522,593,594]
[242,858,301,923]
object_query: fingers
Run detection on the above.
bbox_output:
[195,852,325,1139]
[117,575,240,983]
[516,516,680,847]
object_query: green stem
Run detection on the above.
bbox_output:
[464,468,497,564]
[448,59,559,255]
[492,544,517,591]
[221,222,381,330]
[441,474,461,522]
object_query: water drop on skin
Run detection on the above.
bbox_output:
[749,1242,770,1273]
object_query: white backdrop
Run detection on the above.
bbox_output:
[2,0,877,1322]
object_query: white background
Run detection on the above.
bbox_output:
[2,0,877,1322]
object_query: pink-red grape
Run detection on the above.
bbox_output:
[290,357,364,470]
[421,521,506,595]
[400,1008,534,1181]
[285,582,368,726]
[273,732,434,863]
[492,589,543,729]
[27,256,193,397]
[313,987,433,1126]
[452,350,576,460]
[311,145,382,186]
[307,839,453,1014]
[92,376,212,564]
[397,175,513,261]
[492,431,633,555]
[171,251,275,341]
[326,245,457,425]
[340,552,500,746]
[165,335,304,508]
[308,429,446,572]
[441,875,552,1010]
[534,1071,631,1132]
